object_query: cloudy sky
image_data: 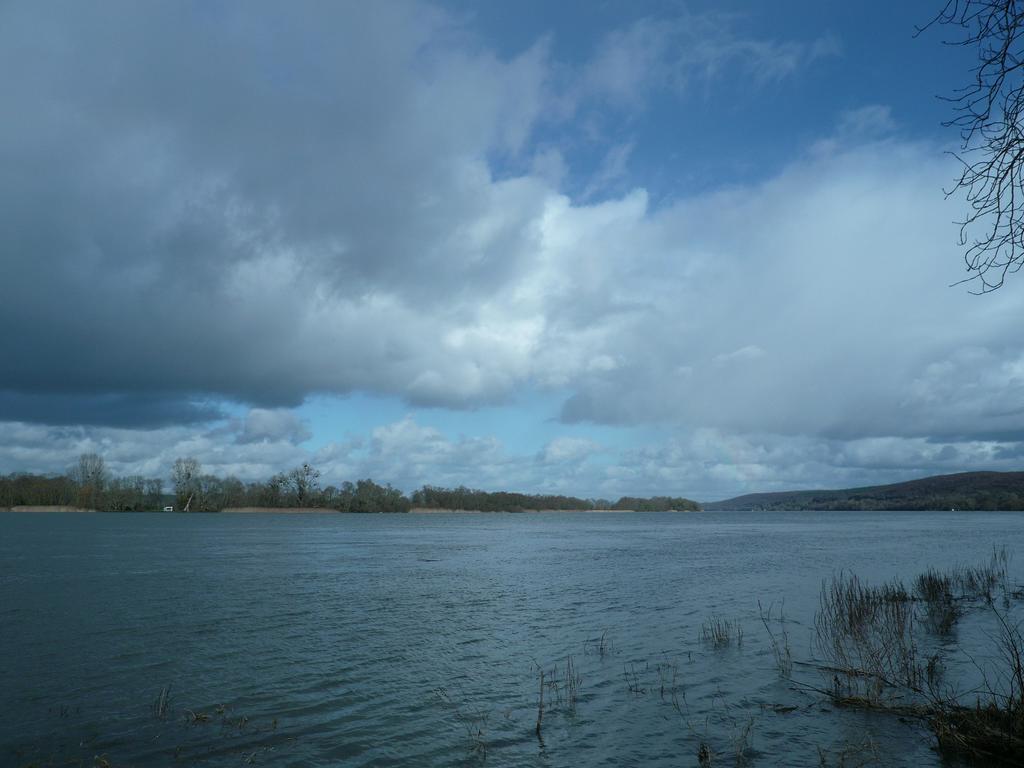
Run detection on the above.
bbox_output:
[3,0,1021,500]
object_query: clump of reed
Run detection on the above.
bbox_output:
[930,607,1024,764]
[623,662,647,696]
[539,656,582,711]
[151,685,172,720]
[701,616,743,649]
[758,601,793,678]
[814,572,920,702]
[687,693,757,767]
[563,656,582,712]
[731,716,756,766]
[584,630,612,657]
[433,686,490,758]
[656,661,686,715]
[697,740,713,767]
[815,735,879,767]
[530,655,584,742]
[810,548,1024,765]
[914,568,961,635]
[955,545,1010,603]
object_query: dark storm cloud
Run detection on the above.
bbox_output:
[0,0,551,422]
[0,391,223,428]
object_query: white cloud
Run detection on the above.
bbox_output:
[236,409,312,445]
[4,2,1024,496]
[1,413,1021,502]
[538,437,601,464]
[581,14,839,106]
[713,346,767,365]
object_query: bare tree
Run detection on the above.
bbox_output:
[72,452,108,508]
[285,463,321,507]
[921,1,1024,291]
[73,452,108,490]
[171,457,200,512]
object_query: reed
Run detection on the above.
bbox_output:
[758,601,793,678]
[563,655,582,712]
[535,669,544,740]
[656,661,686,715]
[930,607,1024,764]
[623,662,647,696]
[954,546,1009,602]
[814,573,920,702]
[914,568,961,634]
[701,616,743,649]
[815,735,879,767]
[151,684,172,720]
[809,550,1023,764]
[433,686,489,758]
[585,630,612,657]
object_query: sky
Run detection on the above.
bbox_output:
[2,0,1022,501]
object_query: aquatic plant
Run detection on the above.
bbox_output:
[813,573,920,702]
[534,668,544,740]
[930,605,1024,764]
[954,545,1010,602]
[758,601,793,678]
[914,569,961,634]
[151,684,172,720]
[563,656,582,712]
[433,686,489,759]
[656,661,686,715]
[697,740,713,766]
[701,616,743,649]
[584,630,612,657]
[815,735,880,767]
[806,549,1024,765]
[623,662,647,696]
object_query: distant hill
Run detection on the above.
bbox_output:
[703,471,1024,511]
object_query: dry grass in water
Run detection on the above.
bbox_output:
[623,662,647,696]
[810,547,1024,765]
[151,684,172,720]
[914,568,961,635]
[930,607,1024,764]
[584,630,612,657]
[433,686,490,759]
[758,601,793,678]
[813,573,920,702]
[656,661,686,715]
[815,735,880,767]
[701,616,743,649]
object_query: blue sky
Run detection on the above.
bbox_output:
[2,0,1022,500]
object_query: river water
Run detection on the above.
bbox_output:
[2,511,1022,767]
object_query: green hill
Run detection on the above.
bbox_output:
[703,471,1024,511]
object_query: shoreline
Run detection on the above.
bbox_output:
[1,505,98,513]
[407,507,616,514]
[219,507,339,514]
[0,506,693,514]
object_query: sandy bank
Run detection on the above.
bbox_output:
[407,507,668,514]
[2,505,97,513]
[220,506,339,514]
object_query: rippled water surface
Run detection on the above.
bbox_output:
[2,511,1023,767]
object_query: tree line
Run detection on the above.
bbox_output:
[0,453,164,511]
[0,454,409,513]
[168,457,409,513]
[408,486,699,511]
[0,454,701,513]
[729,493,1024,512]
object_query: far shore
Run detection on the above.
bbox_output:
[1,505,98,513]
[220,506,339,514]
[406,507,699,514]
[0,505,703,514]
